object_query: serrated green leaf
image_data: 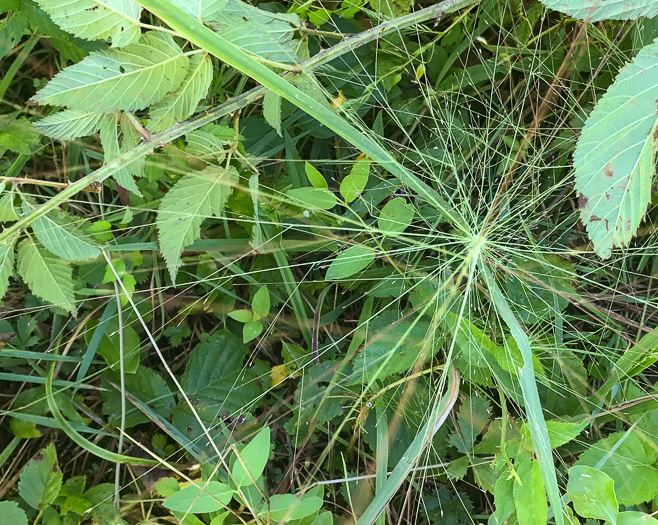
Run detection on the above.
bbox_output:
[340,158,370,203]
[378,197,413,234]
[287,187,337,210]
[33,0,141,47]
[17,238,74,312]
[576,430,658,505]
[0,193,18,221]
[448,395,491,453]
[204,0,300,63]
[0,114,41,154]
[31,31,189,113]
[263,90,282,135]
[18,443,63,509]
[261,494,323,522]
[513,457,547,525]
[0,240,15,299]
[100,113,143,195]
[26,204,100,261]
[494,471,515,524]
[232,427,270,486]
[567,465,618,523]
[0,502,28,525]
[325,245,375,280]
[305,162,327,189]
[148,53,213,133]
[178,0,225,20]
[185,129,227,160]
[521,420,587,450]
[33,109,103,140]
[539,0,658,21]
[163,481,233,513]
[574,39,658,258]
[157,166,237,281]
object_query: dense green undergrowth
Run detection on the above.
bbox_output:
[2,0,658,523]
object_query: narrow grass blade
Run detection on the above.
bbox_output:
[45,362,159,466]
[479,261,564,525]
[356,367,460,525]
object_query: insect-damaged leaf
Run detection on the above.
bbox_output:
[574,38,658,258]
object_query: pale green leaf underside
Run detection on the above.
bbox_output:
[100,113,145,195]
[26,203,100,261]
[0,241,15,299]
[17,238,74,312]
[33,109,103,140]
[263,91,282,135]
[540,0,658,21]
[574,38,658,258]
[178,0,225,20]
[157,166,238,281]
[205,0,300,63]
[34,0,142,47]
[31,32,189,113]
[148,53,213,133]
[185,129,227,159]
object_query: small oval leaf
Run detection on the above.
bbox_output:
[232,427,271,487]
[287,187,337,210]
[163,481,233,513]
[378,197,414,234]
[325,246,375,281]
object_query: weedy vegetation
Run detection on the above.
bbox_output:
[2,0,658,523]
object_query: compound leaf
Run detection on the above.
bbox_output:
[33,0,141,47]
[574,39,658,258]
[17,238,75,312]
[157,166,237,281]
[31,31,189,113]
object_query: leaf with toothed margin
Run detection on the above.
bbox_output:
[539,0,658,21]
[574,38,658,258]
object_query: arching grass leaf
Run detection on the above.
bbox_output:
[17,238,74,312]
[33,0,141,47]
[539,0,658,21]
[33,109,103,140]
[25,203,100,261]
[574,39,658,258]
[148,53,213,133]
[30,32,189,113]
[157,166,237,281]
